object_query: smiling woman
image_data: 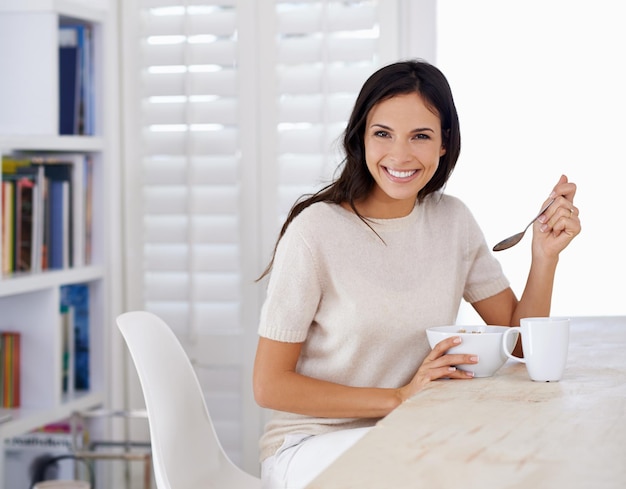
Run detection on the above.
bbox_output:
[253,59,580,489]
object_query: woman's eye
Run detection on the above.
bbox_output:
[374,130,389,138]
[413,133,430,140]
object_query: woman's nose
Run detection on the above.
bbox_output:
[388,139,412,162]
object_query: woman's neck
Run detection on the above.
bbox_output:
[345,194,417,219]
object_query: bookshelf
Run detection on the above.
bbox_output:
[0,0,120,482]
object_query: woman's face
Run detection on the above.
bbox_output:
[362,92,446,218]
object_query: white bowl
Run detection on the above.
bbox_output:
[426,325,518,378]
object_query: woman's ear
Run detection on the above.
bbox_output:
[440,128,450,157]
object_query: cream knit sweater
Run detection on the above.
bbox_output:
[258,193,509,461]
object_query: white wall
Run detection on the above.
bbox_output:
[436,0,625,321]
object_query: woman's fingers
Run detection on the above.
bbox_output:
[551,174,577,202]
[539,198,580,234]
[424,337,478,380]
[533,176,581,250]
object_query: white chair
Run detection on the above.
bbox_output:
[116,311,261,489]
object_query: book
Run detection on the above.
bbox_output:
[60,304,75,397]
[13,163,46,272]
[59,28,81,135]
[1,156,40,274]
[84,155,93,264]
[59,24,94,135]
[15,177,34,272]
[40,177,50,270]
[0,331,21,408]
[2,180,15,274]
[48,179,70,269]
[60,284,90,390]
[76,24,94,135]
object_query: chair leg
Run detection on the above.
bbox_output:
[143,454,152,489]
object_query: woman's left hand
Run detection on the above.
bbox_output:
[532,174,581,258]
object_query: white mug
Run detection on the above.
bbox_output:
[502,317,570,381]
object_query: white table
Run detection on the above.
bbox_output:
[306,316,626,489]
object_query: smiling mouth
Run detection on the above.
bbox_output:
[385,167,418,179]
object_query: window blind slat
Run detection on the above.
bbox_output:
[191,216,239,242]
[190,303,240,332]
[278,122,346,154]
[143,217,188,243]
[142,40,237,67]
[277,37,376,64]
[278,154,331,184]
[143,187,239,215]
[278,94,355,123]
[142,71,238,97]
[142,0,236,9]
[143,129,238,156]
[143,9,237,36]
[144,303,240,336]
[144,272,240,301]
[190,157,239,184]
[276,64,374,93]
[193,245,239,271]
[144,244,239,272]
[144,245,189,271]
[143,98,238,126]
[144,187,189,214]
[143,156,239,185]
[144,272,190,300]
[191,187,239,214]
[144,216,238,243]
[193,274,239,301]
[277,3,376,34]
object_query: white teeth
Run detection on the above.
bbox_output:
[387,168,417,178]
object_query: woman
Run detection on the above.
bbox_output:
[253,59,580,488]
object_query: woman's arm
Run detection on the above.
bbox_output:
[253,337,401,418]
[253,335,478,418]
[473,175,581,352]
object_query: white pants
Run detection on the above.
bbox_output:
[261,427,371,489]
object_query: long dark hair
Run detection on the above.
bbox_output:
[258,59,461,280]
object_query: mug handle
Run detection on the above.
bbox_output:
[502,327,524,363]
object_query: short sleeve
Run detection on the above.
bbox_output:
[462,207,510,303]
[258,220,322,343]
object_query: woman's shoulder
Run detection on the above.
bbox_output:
[423,192,472,217]
[291,201,347,227]
[283,201,350,241]
[276,202,360,259]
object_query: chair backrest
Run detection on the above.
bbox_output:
[116,311,261,489]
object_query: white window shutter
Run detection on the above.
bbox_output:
[133,0,246,465]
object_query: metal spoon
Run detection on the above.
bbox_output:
[492,199,555,252]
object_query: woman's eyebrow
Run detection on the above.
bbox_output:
[370,123,393,130]
[370,123,435,133]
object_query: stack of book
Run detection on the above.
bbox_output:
[1,331,21,408]
[1,153,93,275]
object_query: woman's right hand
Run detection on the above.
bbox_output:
[397,336,478,402]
